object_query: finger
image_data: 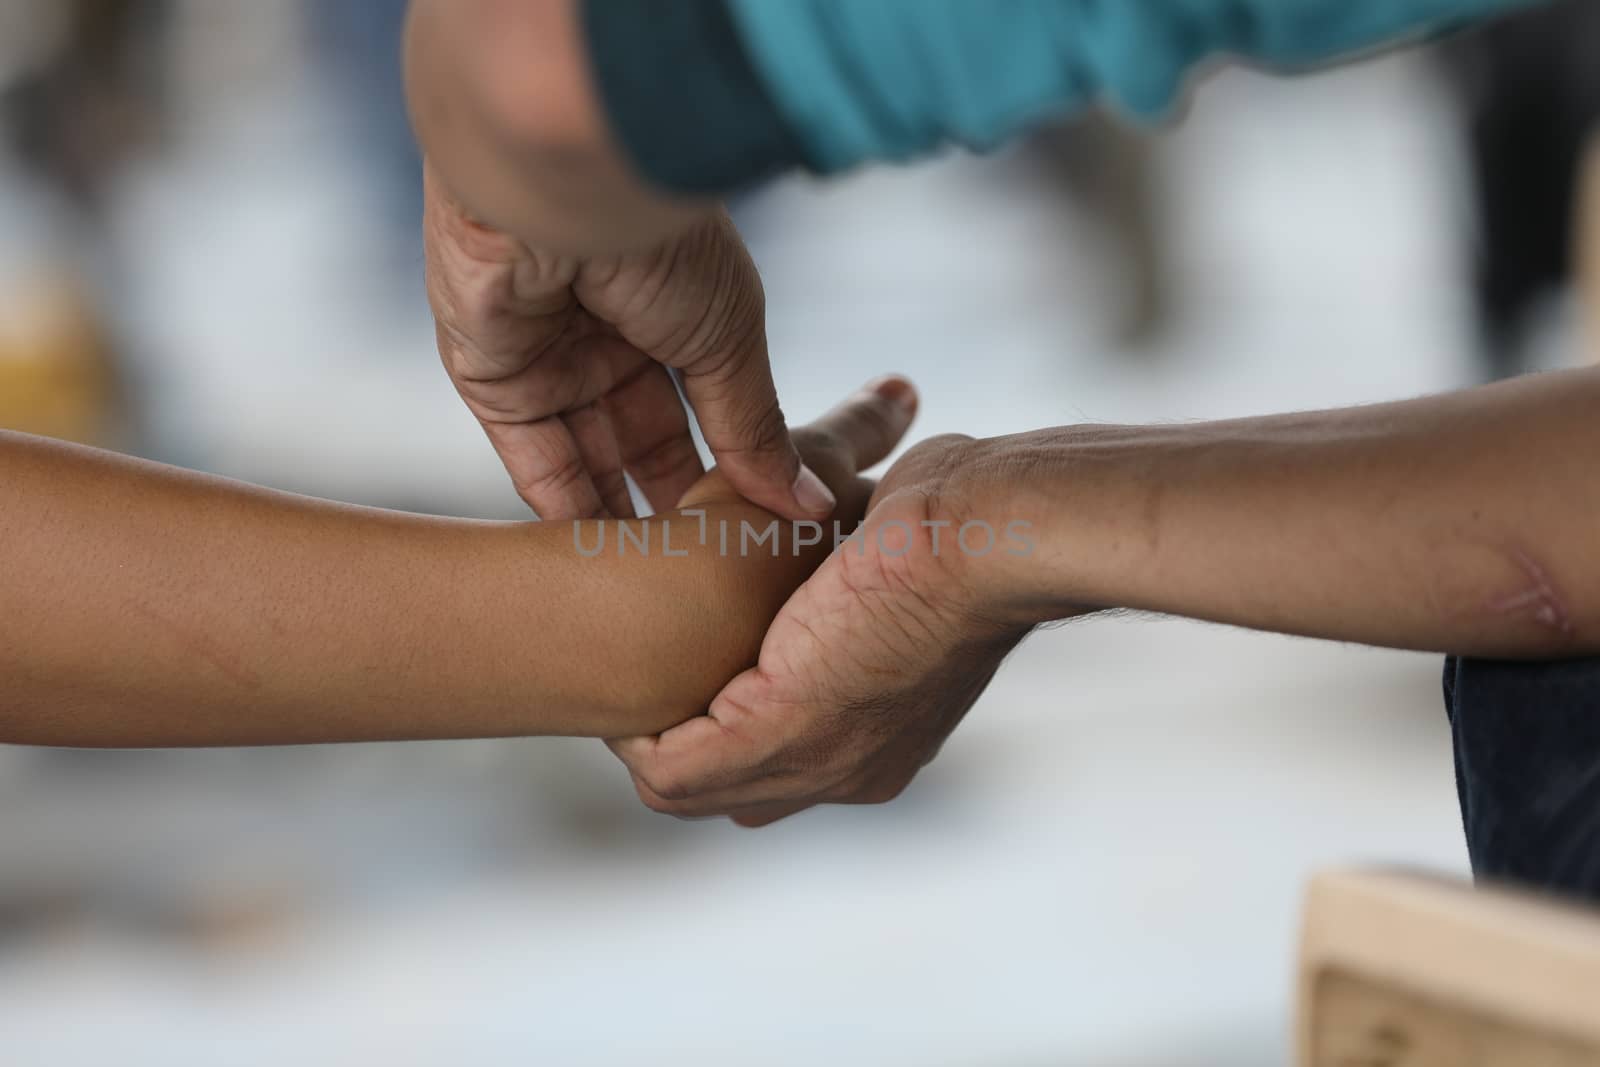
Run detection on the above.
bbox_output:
[606,712,771,804]
[607,660,824,808]
[731,800,815,829]
[455,335,646,520]
[679,345,835,522]
[807,376,919,473]
[564,404,635,518]
[603,363,705,512]
[481,417,605,520]
[626,770,830,818]
[608,715,846,818]
[627,775,725,822]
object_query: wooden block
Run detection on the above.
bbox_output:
[1297,869,1600,1067]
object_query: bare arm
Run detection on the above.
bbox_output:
[607,368,1600,823]
[404,0,696,256]
[974,367,1600,657]
[0,379,914,748]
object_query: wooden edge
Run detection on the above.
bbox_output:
[1295,867,1600,1065]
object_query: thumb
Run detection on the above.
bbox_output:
[808,376,919,474]
[680,350,837,522]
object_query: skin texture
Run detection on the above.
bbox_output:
[407,0,835,525]
[402,1,1600,825]
[614,367,1600,825]
[0,379,916,748]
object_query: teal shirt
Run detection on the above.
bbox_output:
[724,0,1539,173]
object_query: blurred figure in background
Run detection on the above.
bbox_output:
[306,0,422,282]
[1441,0,1600,376]
[2,0,168,212]
[1022,114,1172,348]
[0,0,167,447]
[1584,133,1600,356]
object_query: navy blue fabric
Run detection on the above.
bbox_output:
[1444,655,1600,902]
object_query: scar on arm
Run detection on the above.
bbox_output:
[1485,546,1574,635]
[128,601,264,691]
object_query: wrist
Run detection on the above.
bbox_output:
[939,426,1167,628]
[406,0,703,255]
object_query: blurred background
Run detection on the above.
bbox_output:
[1,2,1598,1064]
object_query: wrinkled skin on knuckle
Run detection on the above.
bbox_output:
[512,449,586,500]
[427,183,577,332]
[718,396,791,461]
[872,434,976,502]
[572,211,764,373]
[573,240,676,333]
[624,427,702,487]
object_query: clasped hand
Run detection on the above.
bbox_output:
[427,177,1030,825]
[615,428,1035,826]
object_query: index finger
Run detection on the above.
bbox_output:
[481,417,607,520]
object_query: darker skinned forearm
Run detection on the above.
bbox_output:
[943,368,1600,659]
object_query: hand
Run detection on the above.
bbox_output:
[423,165,834,522]
[609,433,1037,825]
[673,377,918,524]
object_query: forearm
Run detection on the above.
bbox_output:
[404,0,705,255]
[968,368,1600,658]
[0,432,822,747]
[407,0,1534,234]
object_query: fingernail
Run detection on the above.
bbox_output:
[793,464,837,517]
[872,376,917,414]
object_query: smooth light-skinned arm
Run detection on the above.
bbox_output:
[0,378,916,748]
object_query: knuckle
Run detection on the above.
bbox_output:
[624,432,702,484]
[721,401,792,463]
[899,434,977,476]
[593,467,631,505]
[634,776,685,814]
[517,452,589,499]
[641,769,691,803]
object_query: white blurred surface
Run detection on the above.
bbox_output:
[0,45,1484,1067]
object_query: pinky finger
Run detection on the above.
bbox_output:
[565,403,635,518]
